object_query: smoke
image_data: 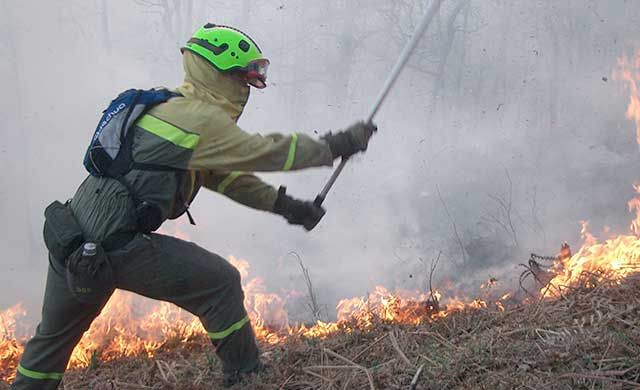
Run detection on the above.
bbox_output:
[2,0,640,322]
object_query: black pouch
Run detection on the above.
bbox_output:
[66,243,114,304]
[134,201,164,233]
[43,201,84,263]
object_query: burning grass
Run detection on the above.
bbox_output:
[3,48,640,390]
[2,224,640,389]
[2,271,639,389]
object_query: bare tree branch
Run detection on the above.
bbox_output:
[483,168,520,248]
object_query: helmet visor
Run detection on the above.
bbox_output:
[243,58,270,89]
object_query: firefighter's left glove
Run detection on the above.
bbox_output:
[322,120,377,159]
[273,186,325,231]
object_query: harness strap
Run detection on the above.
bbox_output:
[102,230,137,252]
[114,175,141,206]
[131,162,186,172]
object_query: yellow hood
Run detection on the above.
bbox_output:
[177,51,250,121]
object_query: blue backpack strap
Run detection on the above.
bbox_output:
[122,90,185,173]
[84,88,181,178]
[105,90,143,177]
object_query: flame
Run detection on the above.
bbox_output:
[540,51,640,296]
[543,197,640,297]
[228,256,289,344]
[2,240,633,383]
[332,286,491,325]
[67,291,204,368]
[0,304,26,383]
[0,279,487,383]
[614,50,640,145]
[0,253,502,384]
[629,184,640,235]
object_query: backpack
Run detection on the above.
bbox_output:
[83,88,179,177]
[82,88,196,232]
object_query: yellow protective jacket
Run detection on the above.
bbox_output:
[154,51,333,213]
[70,51,333,240]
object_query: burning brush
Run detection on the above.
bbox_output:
[519,242,572,297]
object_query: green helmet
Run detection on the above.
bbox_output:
[182,24,269,88]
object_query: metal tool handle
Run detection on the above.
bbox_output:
[314,0,444,207]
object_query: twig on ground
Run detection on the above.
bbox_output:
[324,348,376,390]
[409,364,425,390]
[352,333,389,362]
[389,330,412,367]
[279,374,295,390]
[290,251,322,322]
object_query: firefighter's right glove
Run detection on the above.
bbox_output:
[322,120,377,159]
[273,186,325,231]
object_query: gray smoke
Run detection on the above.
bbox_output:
[2,0,640,322]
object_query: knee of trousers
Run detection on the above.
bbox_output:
[228,266,244,302]
[199,265,247,329]
[217,263,244,305]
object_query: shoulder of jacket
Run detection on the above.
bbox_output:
[146,96,234,134]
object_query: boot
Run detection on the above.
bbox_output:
[222,360,268,388]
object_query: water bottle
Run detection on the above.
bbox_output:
[68,241,113,304]
[82,242,97,257]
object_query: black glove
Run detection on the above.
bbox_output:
[322,120,377,159]
[273,186,326,231]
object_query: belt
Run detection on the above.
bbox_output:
[102,230,137,252]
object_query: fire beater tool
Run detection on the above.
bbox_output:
[314,0,444,207]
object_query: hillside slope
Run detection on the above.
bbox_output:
[5,274,636,390]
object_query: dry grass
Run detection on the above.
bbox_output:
[2,273,640,389]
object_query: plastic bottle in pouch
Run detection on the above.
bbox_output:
[83,242,97,257]
[67,242,113,304]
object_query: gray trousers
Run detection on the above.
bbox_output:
[12,233,260,389]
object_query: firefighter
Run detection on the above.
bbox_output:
[12,24,375,388]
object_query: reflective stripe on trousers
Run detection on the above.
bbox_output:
[208,315,249,340]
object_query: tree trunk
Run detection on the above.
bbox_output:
[431,0,469,102]
[431,0,469,144]
[99,0,110,49]
[329,0,356,114]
